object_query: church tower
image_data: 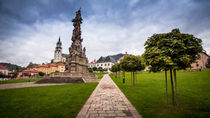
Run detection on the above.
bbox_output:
[54,37,62,62]
[66,8,88,74]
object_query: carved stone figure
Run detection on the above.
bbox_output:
[66,9,88,74]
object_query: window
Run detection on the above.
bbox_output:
[105,64,106,66]
[108,63,110,66]
[101,64,103,66]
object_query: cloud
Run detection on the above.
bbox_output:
[0,0,210,66]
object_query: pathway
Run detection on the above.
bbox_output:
[77,74,142,118]
[0,82,67,90]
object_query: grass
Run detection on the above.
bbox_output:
[0,83,98,118]
[0,78,41,84]
[110,69,210,118]
[93,72,106,79]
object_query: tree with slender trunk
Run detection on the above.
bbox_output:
[170,69,175,105]
[120,55,145,87]
[143,28,203,106]
[165,70,168,105]
[173,69,179,105]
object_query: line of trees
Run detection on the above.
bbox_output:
[88,67,108,73]
[110,55,145,87]
[110,28,203,106]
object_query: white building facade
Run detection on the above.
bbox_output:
[0,65,8,75]
[92,53,125,72]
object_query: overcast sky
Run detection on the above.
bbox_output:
[0,0,210,66]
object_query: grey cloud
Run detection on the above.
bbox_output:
[0,0,210,66]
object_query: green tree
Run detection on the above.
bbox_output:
[26,62,35,69]
[38,72,45,76]
[97,67,103,72]
[110,64,118,78]
[0,72,6,78]
[144,28,203,105]
[92,67,97,71]
[88,68,93,73]
[120,55,145,87]
[103,68,108,72]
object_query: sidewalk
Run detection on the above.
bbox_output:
[0,82,67,90]
[77,74,142,118]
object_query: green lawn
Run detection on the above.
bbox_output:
[0,78,41,84]
[110,69,210,118]
[93,72,106,79]
[0,83,98,118]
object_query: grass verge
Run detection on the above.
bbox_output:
[0,78,41,84]
[0,83,98,118]
[93,73,106,79]
[110,69,210,118]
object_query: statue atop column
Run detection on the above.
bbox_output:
[66,8,88,74]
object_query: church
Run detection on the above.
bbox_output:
[52,37,68,63]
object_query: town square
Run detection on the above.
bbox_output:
[0,0,210,118]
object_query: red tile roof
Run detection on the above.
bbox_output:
[50,64,57,67]
[58,63,65,66]
[89,59,97,64]
[22,70,39,74]
[40,64,49,67]
[0,64,7,70]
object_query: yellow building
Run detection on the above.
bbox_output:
[36,63,65,74]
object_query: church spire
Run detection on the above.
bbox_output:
[57,36,62,46]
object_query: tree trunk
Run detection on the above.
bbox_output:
[123,71,125,83]
[170,69,175,105]
[165,70,168,105]
[115,72,117,79]
[131,72,132,87]
[133,72,135,87]
[174,69,179,106]
[135,72,137,86]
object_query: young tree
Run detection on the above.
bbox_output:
[88,68,93,73]
[120,55,145,87]
[38,72,45,76]
[110,64,118,78]
[92,67,97,72]
[144,28,203,105]
[97,67,104,73]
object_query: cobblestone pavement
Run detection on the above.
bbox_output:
[77,74,142,118]
[0,82,67,90]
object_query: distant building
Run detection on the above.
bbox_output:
[117,52,128,63]
[18,70,39,78]
[36,63,65,74]
[94,53,125,72]
[62,54,68,62]
[53,37,68,63]
[0,64,8,75]
[188,52,209,70]
[88,59,97,68]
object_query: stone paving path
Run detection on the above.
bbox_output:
[0,82,67,90]
[77,74,142,118]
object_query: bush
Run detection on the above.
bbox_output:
[38,72,45,76]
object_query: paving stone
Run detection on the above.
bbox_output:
[76,74,142,118]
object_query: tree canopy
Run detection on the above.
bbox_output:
[144,28,203,71]
[120,55,145,72]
